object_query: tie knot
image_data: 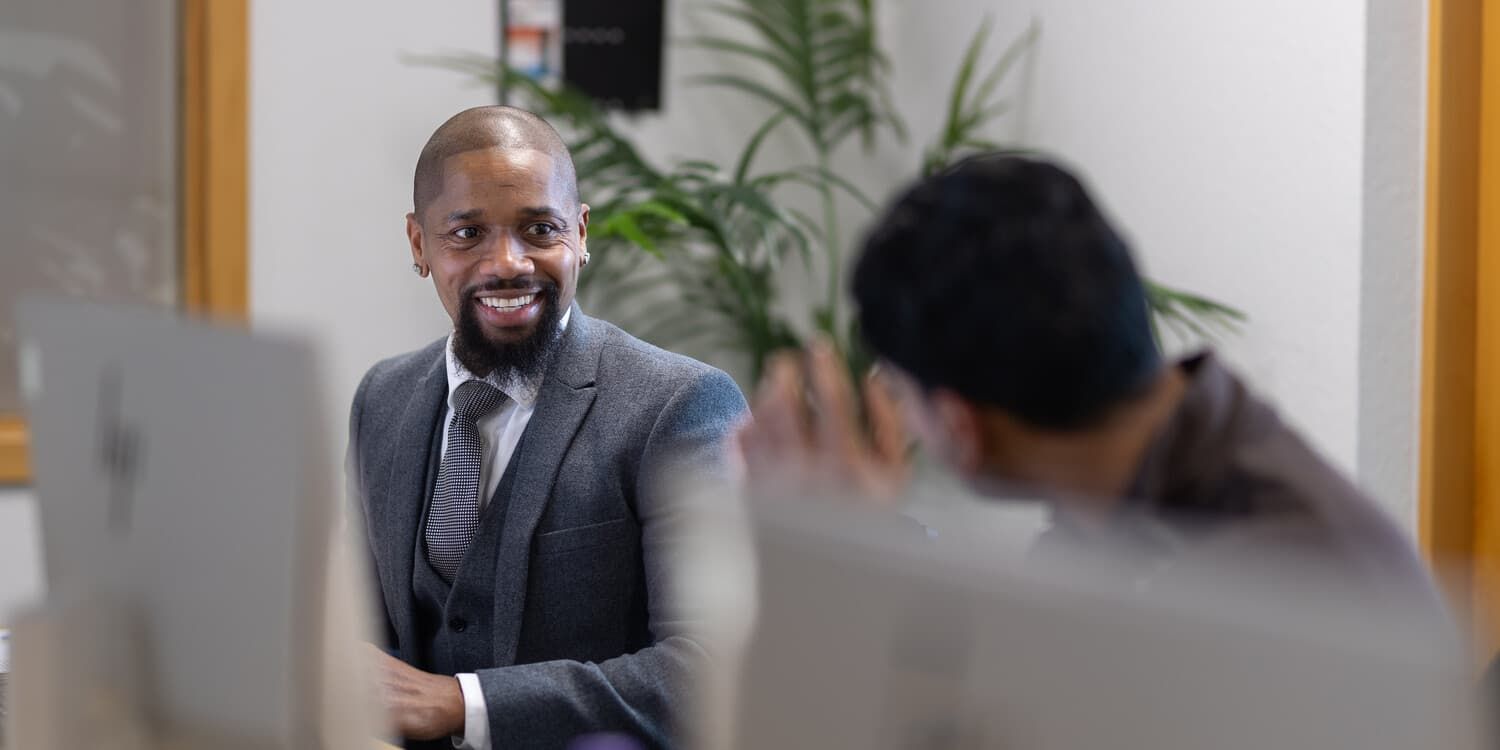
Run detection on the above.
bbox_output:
[452,380,505,423]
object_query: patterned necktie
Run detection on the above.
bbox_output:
[426,379,506,581]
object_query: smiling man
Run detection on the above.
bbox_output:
[345,106,747,749]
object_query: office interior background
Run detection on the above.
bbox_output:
[2,0,1496,665]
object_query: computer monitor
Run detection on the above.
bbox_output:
[702,497,1475,750]
[13,297,377,748]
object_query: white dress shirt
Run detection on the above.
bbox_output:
[443,310,567,750]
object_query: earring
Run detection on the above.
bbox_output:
[581,251,591,267]
[411,263,425,277]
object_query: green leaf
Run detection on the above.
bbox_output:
[812,305,837,337]
[686,73,817,136]
[701,3,803,69]
[631,201,692,225]
[675,160,722,175]
[824,106,882,152]
[945,18,992,147]
[685,35,805,90]
[734,112,788,184]
[973,19,1040,110]
[697,0,901,159]
[756,165,879,212]
[595,213,663,258]
[1144,280,1245,343]
[921,17,1040,174]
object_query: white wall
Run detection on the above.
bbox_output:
[249,0,498,437]
[896,0,1370,464]
[244,2,1426,530]
[1357,0,1427,529]
[879,1,1425,526]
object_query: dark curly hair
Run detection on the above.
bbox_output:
[852,152,1161,430]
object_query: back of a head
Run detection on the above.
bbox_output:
[852,153,1160,430]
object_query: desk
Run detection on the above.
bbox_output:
[0,625,397,750]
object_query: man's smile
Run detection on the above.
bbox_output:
[473,290,542,327]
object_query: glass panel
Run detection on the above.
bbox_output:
[0,0,178,413]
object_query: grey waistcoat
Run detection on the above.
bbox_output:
[410,411,526,677]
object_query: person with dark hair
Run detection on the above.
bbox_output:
[737,152,1445,611]
[349,106,747,749]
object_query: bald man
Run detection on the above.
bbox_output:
[346,106,747,749]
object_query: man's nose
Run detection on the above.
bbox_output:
[482,232,535,278]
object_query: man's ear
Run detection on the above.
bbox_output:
[406,212,426,272]
[929,389,986,475]
[578,202,590,244]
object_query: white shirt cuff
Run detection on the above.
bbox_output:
[451,672,491,750]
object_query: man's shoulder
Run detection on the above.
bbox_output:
[357,337,446,400]
[590,316,736,392]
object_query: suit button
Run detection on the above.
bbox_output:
[449,617,467,633]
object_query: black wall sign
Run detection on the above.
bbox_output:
[562,0,665,111]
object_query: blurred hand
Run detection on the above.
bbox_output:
[736,339,912,506]
[367,644,465,741]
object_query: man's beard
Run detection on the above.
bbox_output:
[452,281,565,383]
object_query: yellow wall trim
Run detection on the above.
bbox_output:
[1422,0,1500,663]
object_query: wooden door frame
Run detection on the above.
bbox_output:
[1422,0,1500,663]
[0,0,247,485]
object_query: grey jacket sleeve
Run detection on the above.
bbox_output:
[473,368,748,749]
[345,369,398,649]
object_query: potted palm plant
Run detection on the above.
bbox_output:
[420,0,1241,383]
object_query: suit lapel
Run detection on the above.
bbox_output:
[380,346,447,656]
[491,306,601,665]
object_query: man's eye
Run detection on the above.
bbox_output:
[524,223,559,238]
[452,227,480,240]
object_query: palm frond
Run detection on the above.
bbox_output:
[693,0,901,155]
[753,165,879,212]
[1145,280,1246,346]
[923,18,1038,176]
[734,112,789,184]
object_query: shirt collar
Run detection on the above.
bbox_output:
[444,307,571,408]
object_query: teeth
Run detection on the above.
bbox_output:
[480,294,533,310]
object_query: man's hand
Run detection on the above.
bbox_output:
[736,340,912,505]
[368,645,466,741]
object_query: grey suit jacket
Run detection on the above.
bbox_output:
[346,308,747,748]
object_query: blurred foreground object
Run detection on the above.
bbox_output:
[688,493,1478,750]
[0,629,7,745]
[1485,655,1500,748]
[8,298,379,748]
